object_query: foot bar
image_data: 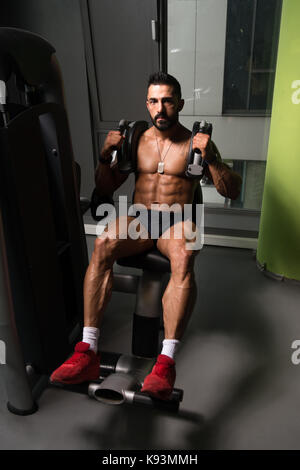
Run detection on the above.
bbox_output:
[88,353,183,410]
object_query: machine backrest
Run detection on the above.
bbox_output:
[0,27,88,372]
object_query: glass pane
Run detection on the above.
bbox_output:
[201,160,266,210]
[252,0,281,71]
[223,0,254,113]
[223,0,282,114]
[249,72,275,111]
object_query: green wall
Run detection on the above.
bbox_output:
[257,0,300,281]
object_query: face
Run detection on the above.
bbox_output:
[146,84,184,131]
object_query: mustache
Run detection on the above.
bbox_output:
[155,113,168,120]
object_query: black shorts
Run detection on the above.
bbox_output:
[128,208,193,248]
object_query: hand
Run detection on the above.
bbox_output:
[100,130,125,159]
[192,132,215,163]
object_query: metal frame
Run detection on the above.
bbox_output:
[158,0,168,72]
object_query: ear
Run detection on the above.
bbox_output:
[178,99,184,112]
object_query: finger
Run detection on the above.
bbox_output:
[193,135,210,149]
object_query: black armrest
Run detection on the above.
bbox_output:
[80,197,91,215]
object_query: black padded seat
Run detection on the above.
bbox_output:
[117,248,171,273]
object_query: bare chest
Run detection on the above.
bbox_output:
[136,136,189,177]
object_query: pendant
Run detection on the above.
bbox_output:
[157,161,164,174]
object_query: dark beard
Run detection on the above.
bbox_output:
[151,113,178,131]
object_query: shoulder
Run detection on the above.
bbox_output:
[139,126,154,145]
[142,126,155,138]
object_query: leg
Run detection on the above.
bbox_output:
[50,215,153,384]
[84,215,154,328]
[157,219,200,340]
[141,220,200,399]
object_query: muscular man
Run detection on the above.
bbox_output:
[50,72,242,400]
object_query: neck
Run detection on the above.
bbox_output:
[153,122,181,141]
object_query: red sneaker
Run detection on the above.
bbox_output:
[140,354,176,400]
[50,342,100,385]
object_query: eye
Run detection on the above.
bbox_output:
[162,98,175,106]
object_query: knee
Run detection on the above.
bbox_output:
[169,245,196,274]
[92,235,115,265]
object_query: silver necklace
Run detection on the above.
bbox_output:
[155,133,173,174]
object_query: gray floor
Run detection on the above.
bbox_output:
[1,243,300,450]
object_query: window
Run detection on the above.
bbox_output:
[223,0,282,115]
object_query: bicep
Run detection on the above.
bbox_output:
[111,166,129,188]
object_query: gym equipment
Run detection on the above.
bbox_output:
[90,189,114,222]
[0,27,89,414]
[0,28,190,414]
[109,118,128,168]
[186,120,213,178]
[105,118,213,179]
[113,119,149,174]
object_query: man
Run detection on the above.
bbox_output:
[50,72,242,400]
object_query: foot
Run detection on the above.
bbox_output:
[140,354,176,400]
[50,342,100,385]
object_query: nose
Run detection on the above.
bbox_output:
[156,100,164,113]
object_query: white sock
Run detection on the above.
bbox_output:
[82,327,100,354]
[161,339,180,360]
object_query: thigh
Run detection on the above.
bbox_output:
[99,215,154,259]
[156,219,201,265]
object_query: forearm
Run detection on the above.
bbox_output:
[207,160,242,200]
[95,130,128,196]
